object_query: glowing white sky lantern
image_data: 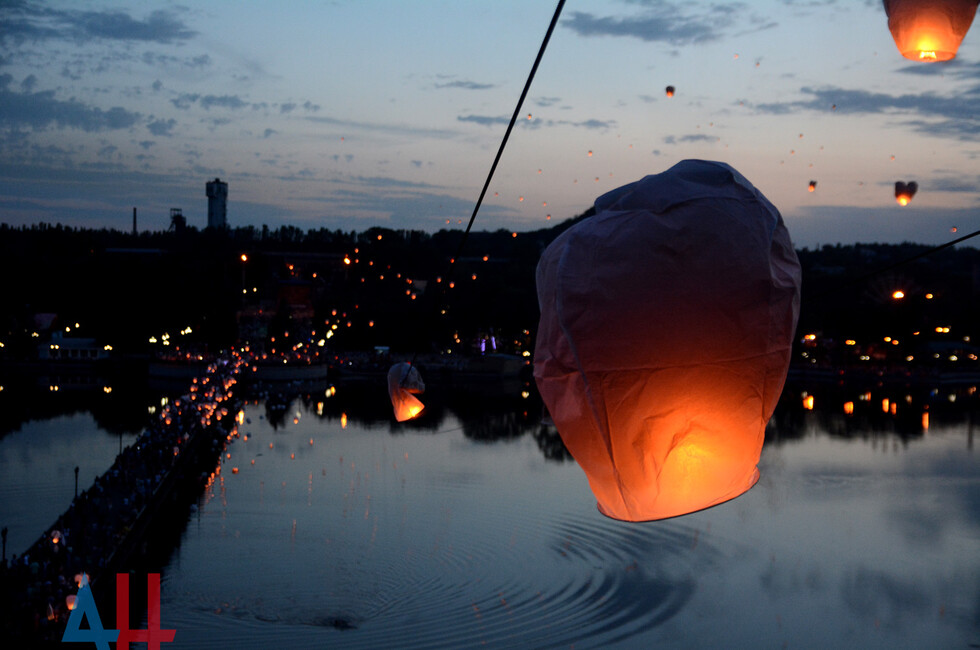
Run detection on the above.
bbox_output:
[534,159,801,522]
[883,0,979,61]
[388,362,425,422]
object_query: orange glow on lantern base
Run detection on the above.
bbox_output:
[552,365,775,522]
[884,0,979,62]
[392,393,424,422]
[387,363,425,422]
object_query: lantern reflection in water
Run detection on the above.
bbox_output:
[883,0,979,61]
[388,362,425,421]
[534,160,801,522]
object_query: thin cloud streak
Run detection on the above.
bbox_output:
[748,85,980,140]
[562,2,751,45]
[0,75,141,132]
[305,115,457,139]
[435,80,495,90]
[1,4,196,45]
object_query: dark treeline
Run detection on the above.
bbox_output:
[0,216,588,356]
[796,241,980,339]
[1,219,978,361]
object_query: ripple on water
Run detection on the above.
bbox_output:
[169,509,722,649]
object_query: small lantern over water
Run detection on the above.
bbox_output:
[388,363,425,421]
[883,0,979,61]
[534,160,801,521]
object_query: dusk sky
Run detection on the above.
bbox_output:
[1,0,979,248]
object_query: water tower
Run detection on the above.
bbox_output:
[206,178,228,228]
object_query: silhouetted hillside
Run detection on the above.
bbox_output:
[1,221,977,364]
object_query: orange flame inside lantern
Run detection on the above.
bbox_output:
[883,0,979,62]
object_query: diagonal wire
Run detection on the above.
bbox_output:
[446,0,566,285]
[805,224,980,304]
[407,0,565,374]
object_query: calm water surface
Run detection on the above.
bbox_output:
[2,378,978,648]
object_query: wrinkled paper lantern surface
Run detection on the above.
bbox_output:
[388,362,425,421]
[883,0,979,61]
[534,159,801,521]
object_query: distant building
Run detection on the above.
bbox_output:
[206,178,228,228]
[38,331,111,362]
[169,208,186,234]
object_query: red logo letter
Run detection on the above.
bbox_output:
[115,573,176,650]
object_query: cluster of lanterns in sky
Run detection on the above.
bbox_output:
[497,0,980,225]
[389,0,979,522]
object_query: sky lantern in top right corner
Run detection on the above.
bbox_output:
[883,0,980,61]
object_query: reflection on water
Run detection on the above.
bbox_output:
[167,405,711,649]
[1,375,978,648]
[0,376,154,553]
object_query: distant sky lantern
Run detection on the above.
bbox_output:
[808,180,817,192]
[895,180,918,205]
[388,362,424,421]
[534,160,801,522]
[883,0,979,61]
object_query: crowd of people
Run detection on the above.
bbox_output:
[0,353,246,641]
